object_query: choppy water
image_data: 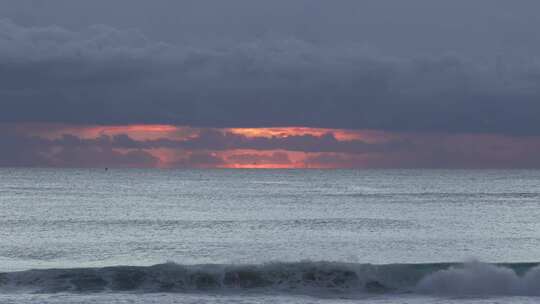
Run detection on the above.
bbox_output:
[1,169,539,303]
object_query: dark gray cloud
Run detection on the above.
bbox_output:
[1,12,540,135]
[170,152,225,168]
[50,147,158,168]
[0,131,49,167]
[3,0,540,58]
[0,129,158,168]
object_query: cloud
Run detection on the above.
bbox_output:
[227,152,291,165]
[304,153,369,169]
[3,125,540,168]
[0,129,158,168]
[43,129,406,154]
[0,131,50,167]
[49,147,159,168]
[171,152,225,168]
[1,19,540,135]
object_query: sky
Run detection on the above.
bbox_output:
[1,0,540,168]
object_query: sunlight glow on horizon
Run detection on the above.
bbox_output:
[5,123,536,169]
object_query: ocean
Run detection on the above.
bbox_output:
[0,169,539,303]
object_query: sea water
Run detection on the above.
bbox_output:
[1,169,539,303]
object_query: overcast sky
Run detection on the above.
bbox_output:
[3,0,540,55]
[2,1,540,168]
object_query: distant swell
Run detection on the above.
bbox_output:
[1,261,539,297]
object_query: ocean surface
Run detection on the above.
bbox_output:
[1,169,539,303]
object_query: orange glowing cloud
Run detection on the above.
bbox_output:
[8,123,383,143]
[220,150,308,169]
[2,123,395,169]
[144,149,309,169]
[62,125,191,140]
[5,122,540,169]
[226,127,381,142]
[5,123,196,141]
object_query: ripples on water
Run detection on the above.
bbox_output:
[1,169,539,303]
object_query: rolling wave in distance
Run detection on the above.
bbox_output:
[1,261,539,297]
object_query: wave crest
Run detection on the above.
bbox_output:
[1,261,539,296]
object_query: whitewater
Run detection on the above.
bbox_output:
[1,169,540,303]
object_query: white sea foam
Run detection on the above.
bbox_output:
[416,261,540,296]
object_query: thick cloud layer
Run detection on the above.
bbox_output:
[1,6,540,135]
[4,0,540,57]
[2,1,540,168]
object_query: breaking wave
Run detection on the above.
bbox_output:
[1,261,539,297]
